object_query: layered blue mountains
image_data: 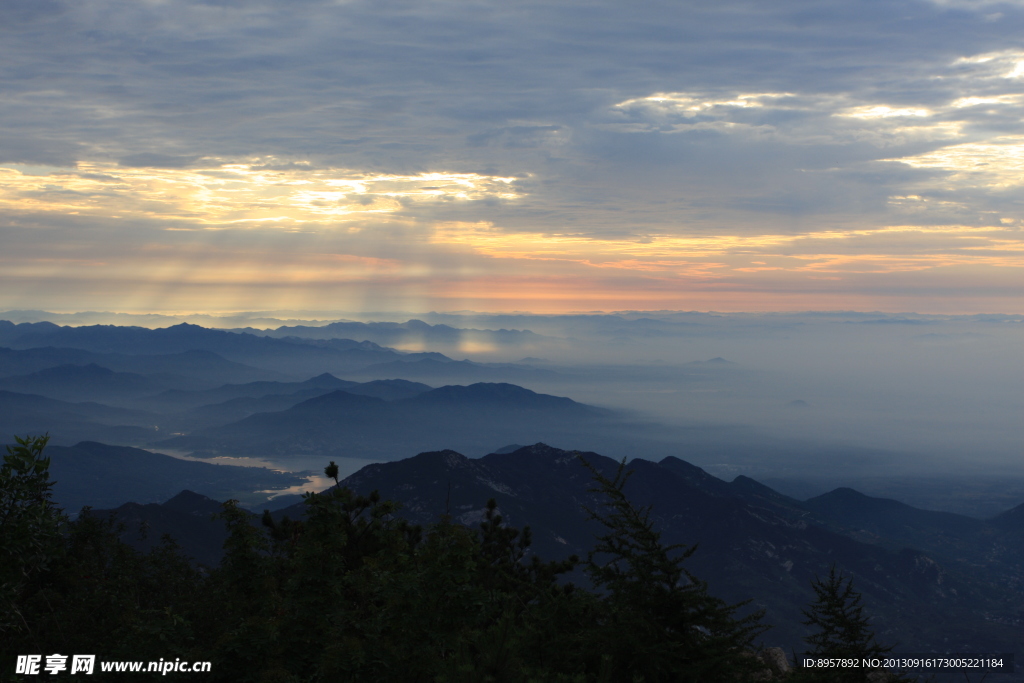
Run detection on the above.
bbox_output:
[4,319,1024,664]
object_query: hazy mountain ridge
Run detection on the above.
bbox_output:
[0,390,162,446]
[0,321,420,376]
[347,357,562,384]
[0,346,280,390]
[0,321,559,383]
[5,317,1023,515]
[347,378,434,401]
[0,390,158,426]
[0,363,163,403]
[0,320,929,479]
[136,373,361,412]
[166,389,342,431]
[232,318,550,350]
[159,382,613,461]
[0,358,447,447]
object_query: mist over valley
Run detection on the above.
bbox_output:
[3,310,1021,507]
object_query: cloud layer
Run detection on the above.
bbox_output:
[2,0,1023,313]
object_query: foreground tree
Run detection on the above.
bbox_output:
[1,436,202,677]
[0,435,62,647]
[577,455,767,683]
[795,565,908,683]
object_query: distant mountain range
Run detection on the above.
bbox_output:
[347,357,561,384]
[7,317,1021,665]
[0,346,278,388]
[0,362,442,446]
[0,321,426,376]
[0,320,555,383]
[1,326,575,452]
[231,318,549,350]
[160,382,612,461]
[96,443,1024,659]
[0,320,925,480]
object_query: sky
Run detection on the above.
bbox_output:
[2,0,1024,315]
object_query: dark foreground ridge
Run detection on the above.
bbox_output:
[72,442,1024,668]
[298,444,1024,657]
[7,435,785,683]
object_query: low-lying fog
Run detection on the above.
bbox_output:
[368,311,1023,476]
[383,310,1022,514]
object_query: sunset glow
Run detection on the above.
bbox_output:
[1,1,1022,315]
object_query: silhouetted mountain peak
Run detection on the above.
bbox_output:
[991,501,1024,529]
[805,487,921,516]
[687,357,735,365]
[410,449,474,470]
[73,440,109,450]
[284,390,387,415]
[302,372,351,389]
[802,486,988,537]
[346,378,432,400]
[728,475,806,509]
[73,441,146,456]
[91,489,234,567]
[809,487,910,509]
[491,443,527,454]
[480,443,604,472]
[820,486,863,498]
[411,383,578,410]
[400,352,454,362]
[730,474,784,496]
[500,442,574,460]
[162,490,224,517]
[658,455,733,496]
